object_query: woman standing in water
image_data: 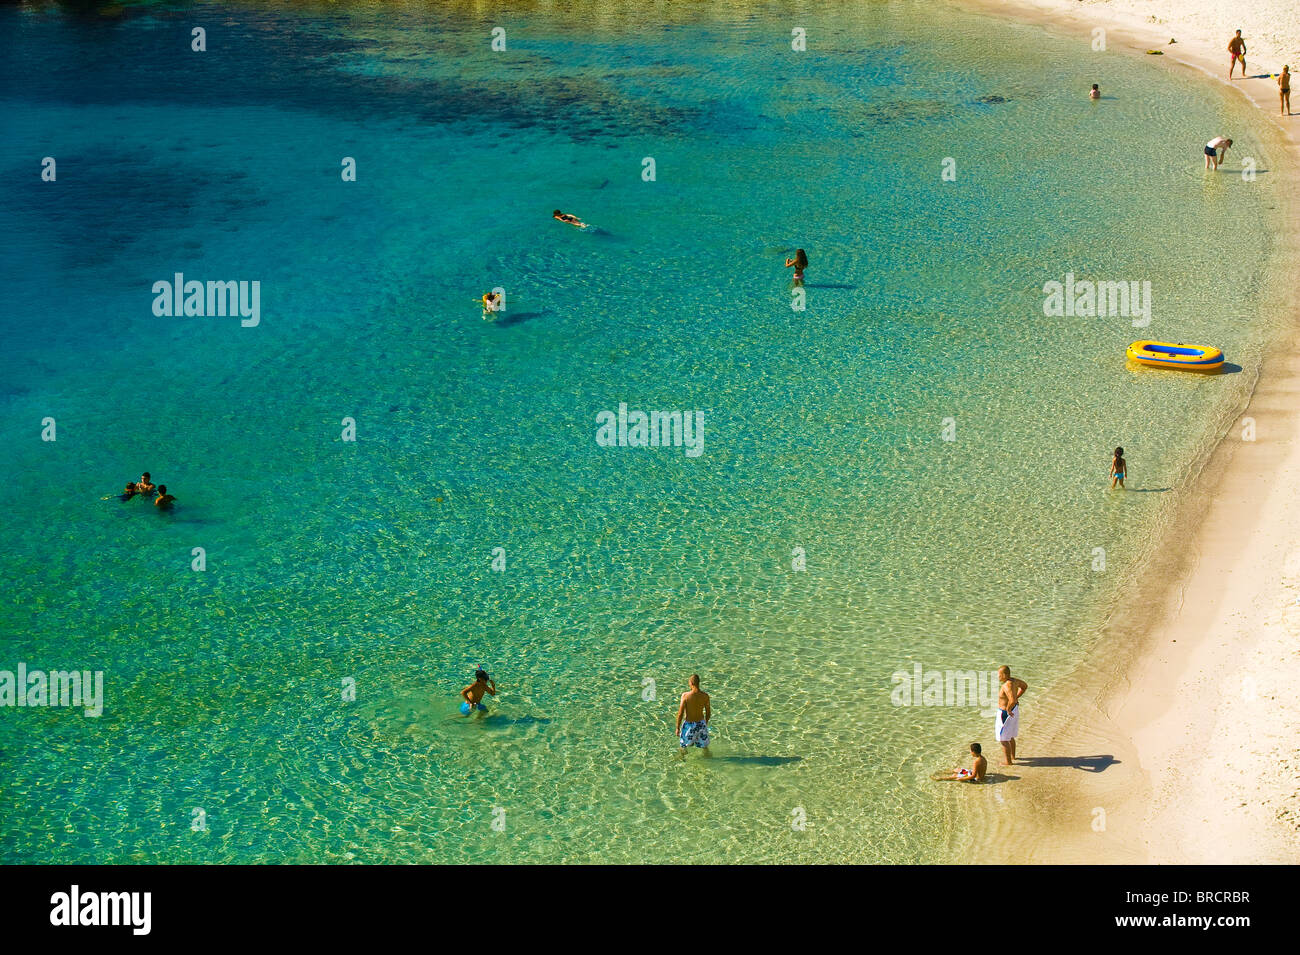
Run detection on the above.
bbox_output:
[785,248,808,286]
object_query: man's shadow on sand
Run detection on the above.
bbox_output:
[1015,754,1118,773]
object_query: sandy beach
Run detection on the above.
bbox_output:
[958,0,1300,863]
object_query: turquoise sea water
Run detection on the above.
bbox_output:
[0,0,1285,863]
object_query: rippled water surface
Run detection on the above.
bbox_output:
[0,0,1284,862]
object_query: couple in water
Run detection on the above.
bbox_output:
[480,290,503,318]
[118,472,176,509]
[459,668,715,758]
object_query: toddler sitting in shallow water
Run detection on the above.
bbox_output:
[934,742,986,783]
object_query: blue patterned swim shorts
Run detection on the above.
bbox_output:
[679,720,710,748]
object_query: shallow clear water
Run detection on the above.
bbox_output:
[0,0,1284,863]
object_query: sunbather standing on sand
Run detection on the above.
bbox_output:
[1228,31,1247,79]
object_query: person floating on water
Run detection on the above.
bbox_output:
[676,674,711,753]
[154,485,176,509]
[460,668,495,715]
[1089,83,1100,100]
[785,248,807,287]
[995,665,1028,766]
[552,209,587,229]
[1280,65,1292,116]
[119,482,140,501]
[1110,446,1127,490]
[481,291,502,319]
[1228,30,1247,79]
[1204,136,1232,171]
[936,742,987,782]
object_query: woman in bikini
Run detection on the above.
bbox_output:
[785,248,808,287]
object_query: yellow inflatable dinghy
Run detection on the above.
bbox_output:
[1126,340,1223,372]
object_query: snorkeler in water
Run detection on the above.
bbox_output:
[460,669,496,714]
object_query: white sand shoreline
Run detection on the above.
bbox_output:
[951,0,1300,863]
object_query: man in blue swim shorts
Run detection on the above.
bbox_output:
[676,674,712,751]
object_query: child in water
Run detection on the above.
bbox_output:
[935,742,987,782]
[460,669,496,715]
[119,482,140,501]
[1089,83,1100,100]
[481,291,502,319]
[1110,446,1127,489]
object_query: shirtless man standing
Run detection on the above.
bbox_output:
[676,674,712,752]
[1204,136,1233,171]
[1228,31,1247,79]
[995,665,1028,765]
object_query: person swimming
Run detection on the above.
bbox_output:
[460,668,496,714]
[1089,83,1100,100]
[785,248,808,286]
[1110,446,1126,490]
[154,484,176,509]
[119,482,140,501]
[552,209,587,229]
[481,291,502,318]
